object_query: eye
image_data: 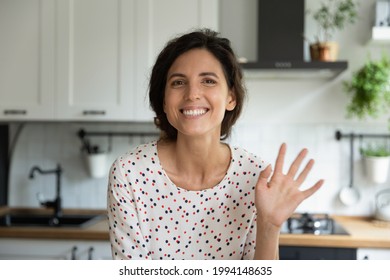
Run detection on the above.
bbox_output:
[171,80,186,88]
[202,79,217,86]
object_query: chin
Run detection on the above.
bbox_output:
[179,129,221,139]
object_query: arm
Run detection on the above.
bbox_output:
[254,143,324,260]
[107,159,150,260]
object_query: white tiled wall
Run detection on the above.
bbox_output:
[232,122,390,216]
[8,121,390,217]
[8,122,159,209]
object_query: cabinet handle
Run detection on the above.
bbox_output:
[274,62,292,68]
[82,110,106,115]
[71,246,78,260]
[88,246,94,260]
[3,109,27,115]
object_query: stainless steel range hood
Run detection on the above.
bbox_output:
[220,0,347,78]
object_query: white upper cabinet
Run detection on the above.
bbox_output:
[0,0,218,122]
[56,0,136,121]
[0,0,55,121]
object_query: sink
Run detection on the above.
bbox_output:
[0,213,105,228]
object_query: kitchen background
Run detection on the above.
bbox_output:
[3,0,390,218]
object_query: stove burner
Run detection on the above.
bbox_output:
[282,212,349,235]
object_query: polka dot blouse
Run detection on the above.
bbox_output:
[107,141,266,260]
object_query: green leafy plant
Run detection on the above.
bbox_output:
[360,145,390,157]
[308,0,359,43]
[343,55,390,120]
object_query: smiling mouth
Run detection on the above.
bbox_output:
[181,108,209,117]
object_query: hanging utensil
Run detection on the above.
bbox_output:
[339,133,361,206]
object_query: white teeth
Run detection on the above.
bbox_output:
[182,109,207,116]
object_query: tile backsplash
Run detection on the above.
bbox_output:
[8,122,158,209]
[8,121,390,216]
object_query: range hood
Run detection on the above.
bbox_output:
[242,60,348,79]
[235,0,348,78]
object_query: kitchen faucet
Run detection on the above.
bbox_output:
[29,164,63,220]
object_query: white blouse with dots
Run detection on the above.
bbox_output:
[107,141,266,260]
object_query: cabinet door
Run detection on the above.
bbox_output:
[133,0,219,121]
[0,238,111,260]
[56,0,136,121]
[280,246,357,260]
[0,0,55,121]
[357,248,390,260]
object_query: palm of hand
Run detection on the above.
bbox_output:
[255,143,324,228]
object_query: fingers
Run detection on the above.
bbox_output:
[302,179,324,199]
[273,143,286,174]
[296,158,315,185]
[272,144,320,191]
[275,144,312,179]
[287,148,308,177]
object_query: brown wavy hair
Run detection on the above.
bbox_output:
[149,28,246,141]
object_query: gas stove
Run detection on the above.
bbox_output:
[280,212,350,235]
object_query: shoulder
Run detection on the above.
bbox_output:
[110,141,158,172]
[229,145,268,172]
[118,141,157,160]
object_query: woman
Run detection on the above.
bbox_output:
[107,29,324,260]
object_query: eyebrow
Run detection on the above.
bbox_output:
[167,72,219,80]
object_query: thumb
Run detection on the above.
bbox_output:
[257,164,272,186]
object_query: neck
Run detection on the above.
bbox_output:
[158,135,231,190]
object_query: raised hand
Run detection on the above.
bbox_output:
[255,143,324,229]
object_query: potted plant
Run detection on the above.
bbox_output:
[343,55,390,120]
[307,0,359,61]
[360,144,390,184]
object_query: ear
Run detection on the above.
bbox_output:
[226,90,236,111]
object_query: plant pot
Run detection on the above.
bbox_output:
[363,156,390,184]
[84,153,108,178]
[310,42,339,62]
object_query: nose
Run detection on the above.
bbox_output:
[184,83,201,101]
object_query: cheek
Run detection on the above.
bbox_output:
[163,96,178,120]
[163,92,172,113]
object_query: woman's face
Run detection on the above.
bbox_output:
[163,48,236,139]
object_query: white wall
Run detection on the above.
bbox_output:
[8,0,390,216]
